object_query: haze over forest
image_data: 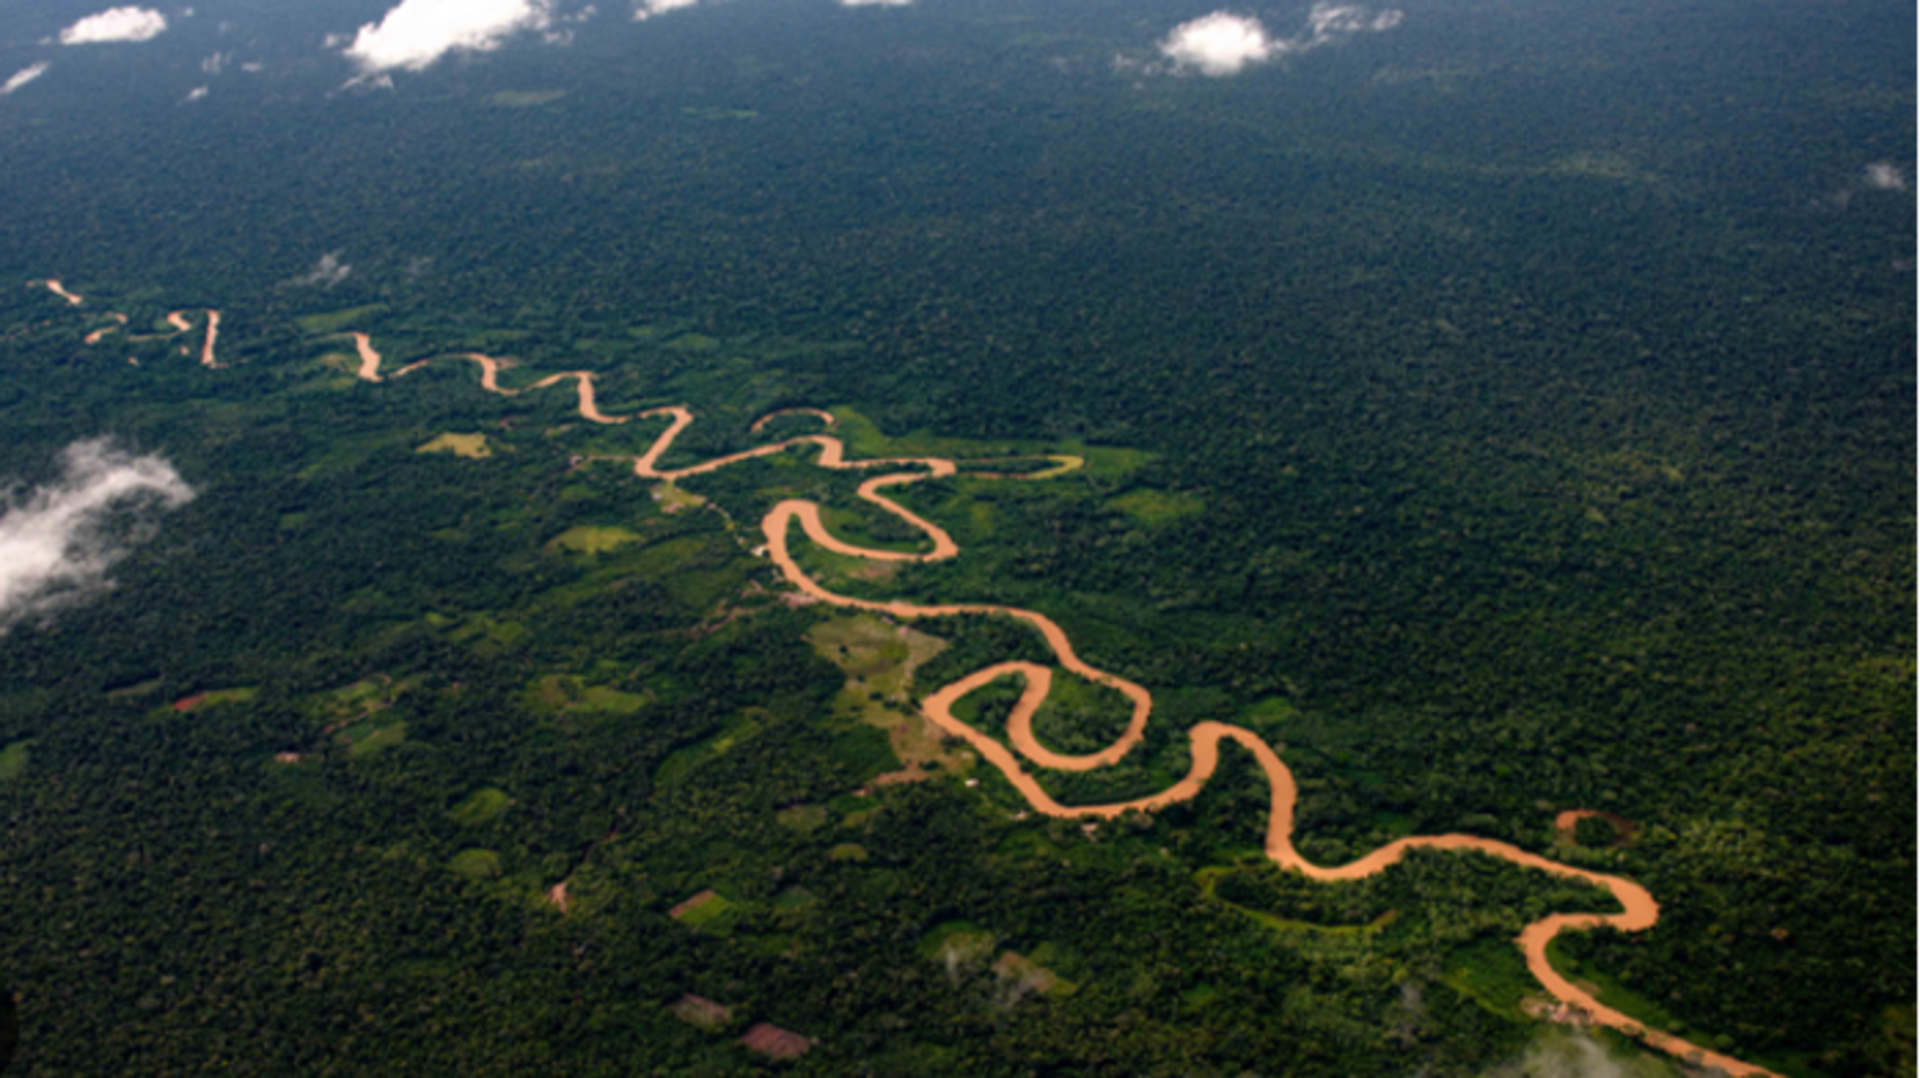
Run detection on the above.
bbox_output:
[0,0,1911,1075]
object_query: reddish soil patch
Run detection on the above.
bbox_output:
[993,952,1059,993]
[669,994,731,1030]
[668,889,720,921]
[739,1022,812,1060]
[172,694,208,712]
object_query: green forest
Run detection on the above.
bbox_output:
[0,0,1911,1074]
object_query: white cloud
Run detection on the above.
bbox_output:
[341,0,555,75]
[1157,3,1402,77]
[286,252,352,288]
[59,7,169,46]
[1864,162,1907,192]
[1307,3,1402,38]
[184,85,209,102]
[0,440,194,630]
[634,0,699,18]
[1,63,50,96]
[1160,12,1278,76]
[201,51,231,75]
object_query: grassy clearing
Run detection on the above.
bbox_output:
[106,678,162,700]
[305,675,413,726]
[448,787,512,827]
[449,849,503,880]
[654,711,763,786]
[173,687,258,712]
[1108,488,1205,526]
[1181,984,1222,1012]
[673,891,735,929]
[807,614,968,780]
[665,332,719,352]
[438,615,529,654]
[829,843,870,862]
[919,921,994,967]
[0,739,31,781]
[341,720,407,757]
[776,804,829,833]
[416,433,492,459]
[651,482,706,513]
[547,525,642,554]
[829,408,1140,484]
[294,305,386,336]
[1441,938,1535,1020]
[520,674,651,717]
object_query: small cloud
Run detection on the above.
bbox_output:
[1,63,50,96]
[241,61,264,73]
[634,0,699,18]
[286,252,352,289]
[59,6,169,46]
[201,51,231,75]
[1864,162,1907,192]
[1156,3,1402,77]
[1160,12,1279,76]
[183,86,209,102]
[339,0,556,76]
[1307,3,1402,38]
[0,440,194,631]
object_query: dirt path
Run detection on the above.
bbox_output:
[138,324,1772,1078]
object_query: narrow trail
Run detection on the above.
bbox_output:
[34,304,1778,1078]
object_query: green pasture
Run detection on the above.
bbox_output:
[449,849,503,881]
[0,739,30,782]
[294,305,387,336]
[448,788,513,827]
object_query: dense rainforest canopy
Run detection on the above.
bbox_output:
[0,0,1911,1074]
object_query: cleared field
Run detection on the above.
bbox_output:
[448,788,512,827]
[416,433,491,459]
[1108,488,1205,526]
[449,849,503,880]
[0,739,30,782]
[807,614,963,782]
[547,525,642,554]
